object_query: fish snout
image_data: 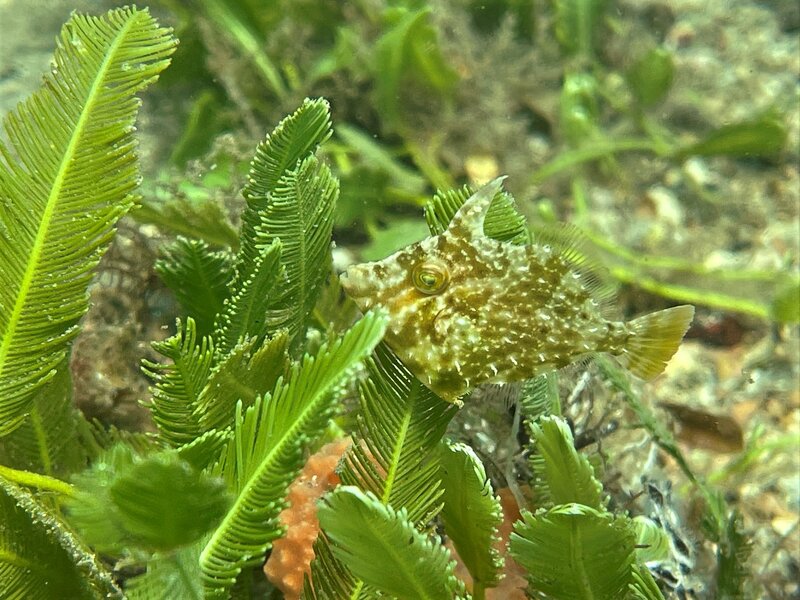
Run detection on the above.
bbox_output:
[339,266,376,310]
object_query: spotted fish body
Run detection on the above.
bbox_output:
[341,178,694,402]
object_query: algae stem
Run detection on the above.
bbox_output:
[0,464,75,498]
[196,0,287,99]
[530,138,663,184]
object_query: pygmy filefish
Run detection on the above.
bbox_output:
[340,178,695,403]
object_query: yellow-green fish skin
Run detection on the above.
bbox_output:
[341,178,694,402]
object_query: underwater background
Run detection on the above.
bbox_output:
[0,0,798,598]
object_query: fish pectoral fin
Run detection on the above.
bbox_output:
[622,305,695,380]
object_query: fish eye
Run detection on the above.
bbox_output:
[411,261,450,295]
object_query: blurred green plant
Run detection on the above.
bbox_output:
[537,0,787,173]
[626,48,674,109]
[553,0,608,59]
[0,478,121,598]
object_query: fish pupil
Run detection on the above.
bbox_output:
[412,262,449,295]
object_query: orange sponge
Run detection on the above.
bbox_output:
[263,438,351,599]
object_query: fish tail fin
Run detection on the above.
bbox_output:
[622,305,695,380]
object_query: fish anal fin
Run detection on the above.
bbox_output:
[623,305,695,380]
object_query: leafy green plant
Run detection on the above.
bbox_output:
[304,342,459,598]
[0,6,176,436]
[318,486,466,599]
[438,442,504,596]
[372,6,459,134]
[0,477,121,598]
[510,417,661,599]
[0,9,386,597]
[133,97,390,598]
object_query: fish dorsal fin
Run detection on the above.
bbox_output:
[531,222,617,306]
[448,176,507,239]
